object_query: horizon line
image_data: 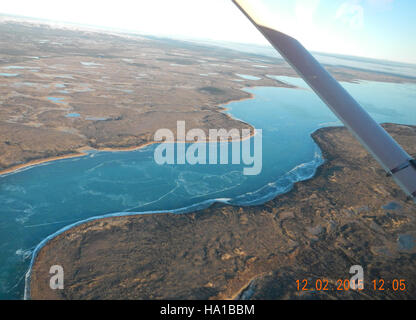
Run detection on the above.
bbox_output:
[1,11,416,67]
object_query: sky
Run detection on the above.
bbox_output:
[0,0,415,64]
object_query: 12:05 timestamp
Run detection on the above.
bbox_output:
[296,279,407,292]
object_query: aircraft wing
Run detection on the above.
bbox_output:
[232,0,416,201]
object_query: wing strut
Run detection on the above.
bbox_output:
[232,0,416,201]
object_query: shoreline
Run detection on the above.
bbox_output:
[0,92,256,177]
[25,125,326,300]
[0,150,90,176]
[22,88,286,300]
[27,123,416,300]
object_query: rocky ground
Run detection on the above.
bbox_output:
[29,123,416,300]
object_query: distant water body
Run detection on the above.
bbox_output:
[1,78,415,299]
[197,40,416,79]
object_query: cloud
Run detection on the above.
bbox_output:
[335,1,364,29]
[335,0,394,29]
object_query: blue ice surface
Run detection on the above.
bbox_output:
[47,97,65,104]
[1,78,416,299]
[65,113,81,118]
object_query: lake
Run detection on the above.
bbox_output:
[0,77,415,299]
